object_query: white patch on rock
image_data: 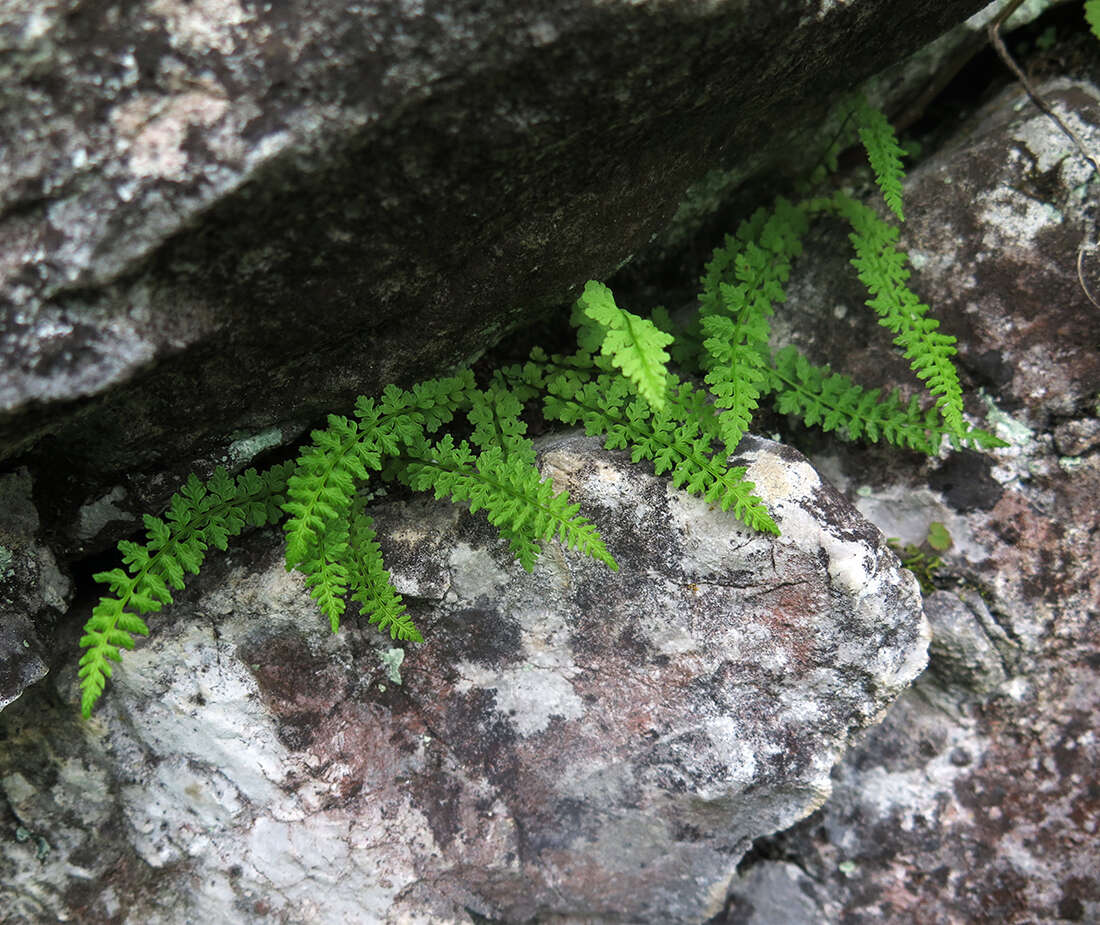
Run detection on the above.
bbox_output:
[744,448,820,503]
[459,662,585,736]
[977,186,1063,248]
[448,542,511,600]
[149,0,249,55]
[111,90,231,181]
[76,486,129,542]
[227,427,282,467]
[453,603,585,736]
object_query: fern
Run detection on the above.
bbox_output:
[575,280,674,411]
[698,197,809,454]
[284,373,477,616]
[1087,0,1100,43]
[540,369,778,534]
[851,94,907,222]
[401,433,618,572]
[468,383,537,468]
[768,346,948,453]
[79,463,292,717]
[79,98,1006,718]
[345,503,422,641]
[825,192,968,440]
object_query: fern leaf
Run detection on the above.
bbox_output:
[697,198,808,453]
[282,374,479,622]
[543,372,778,535]
[346,507,423,642]
[701,313,773,456]
[403,434,618,571]
[852,95,907,222]
[79,462,293,717]
[829,192,966,438]
[283,414,372,569]
[576,280,674,411]
[768,345,944,453]
[300,516,351,633]
[468,385,537,468]
[1087,1,1100,43]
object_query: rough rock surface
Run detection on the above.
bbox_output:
[0,434,926,924]
[0,468,72,709]
[0,0,989,552]
[724,76,1100,923]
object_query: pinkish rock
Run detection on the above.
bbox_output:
[726,75,1100,924]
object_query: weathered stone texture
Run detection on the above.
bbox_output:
[0,435,926,923]
[0,468,72,709]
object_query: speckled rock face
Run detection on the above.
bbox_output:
[0,468,72,709]
[0,434,925,924]
[725,76,1100,923]
[0,0,988,553]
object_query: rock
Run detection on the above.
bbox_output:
[923,589,1012,695]
[725,75,1100,922]
[0,434,926,923]
[0,0,989,552]
[0,468,72,710]
[1053,415,1100,457]
[723,860,832,925]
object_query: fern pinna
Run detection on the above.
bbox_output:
[79,96,1004,717]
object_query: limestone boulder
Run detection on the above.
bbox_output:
[0,434,926,924]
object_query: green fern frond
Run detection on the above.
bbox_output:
[468,384,537,467]
[828,192,966,438]
[79,463,293,717]
[346,506,422,642]
[542,372,778,535]
[698,197,808,453]
[402,433,618,571]
[283,414,375,570]
[1086,0,1100,42]
[286,371,477,570]
[575,280,674,411]
[285,372,478,633]
[852,95,907,222]
[768,346,944,453]
[301,515,351,633]
[701,314,772,455]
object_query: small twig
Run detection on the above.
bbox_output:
[990,0,1100,309]
[988,0,1100,175]
[1077,246,1100,308]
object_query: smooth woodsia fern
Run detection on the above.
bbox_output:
[79,97,1005,717]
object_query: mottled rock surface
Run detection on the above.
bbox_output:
[0,0,988,552]
[0,434,926,924]
[724,76,1100,923]
[0,468,72,708]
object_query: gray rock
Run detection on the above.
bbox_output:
[0,434,926,923]
[0,0,989,551]
[1053,416,1100,457]
[0,468,72,709]
[726,75,1100,923]
[725,860,832,924]
[923,589,1013,695]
